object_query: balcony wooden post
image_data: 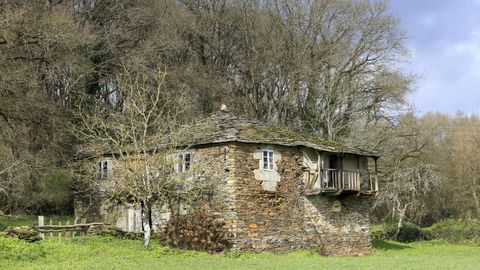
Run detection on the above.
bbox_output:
[317,153,322,191]
[356,171,360,190]
[356,156,360,191]
[374,157,379,191]
[339,169,343,191]
[370,174,373,192]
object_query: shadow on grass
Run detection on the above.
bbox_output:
[373,239,412,250]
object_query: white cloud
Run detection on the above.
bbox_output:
[390,0,480,115]
[450,41,480,61]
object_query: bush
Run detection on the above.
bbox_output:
[36,167,73,215]
[164,211,231,253]
[426,218,480,244]
[370,228,386,240]
[379,222,429,243]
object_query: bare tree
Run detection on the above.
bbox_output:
[357,112,444,226]
[0,1,91,213]
[73,66,218,248]
[376,164,442,238]
[440,114,480,219]
[174,0,412,136]
[0,0,417,222]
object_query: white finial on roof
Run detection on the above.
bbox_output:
[220,104,228,111]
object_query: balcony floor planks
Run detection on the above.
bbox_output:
[304,188,377,196]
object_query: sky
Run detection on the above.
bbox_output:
[388,0,480,115]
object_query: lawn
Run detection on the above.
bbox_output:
[0,215,74,228]
[1,235,479,270]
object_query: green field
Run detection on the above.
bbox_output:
[0,215,74,228]
[1,216,479,270]
[1,235,479,270]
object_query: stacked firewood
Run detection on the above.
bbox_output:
[164,211,231,252]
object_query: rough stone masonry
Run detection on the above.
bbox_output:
[74,110,377,256]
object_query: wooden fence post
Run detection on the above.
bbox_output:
[66,221,71,238]
[58,222,62,241]
[81,218,86,235]
[73,217,78,238]
[38,216,45,240]
[49,219,54,240]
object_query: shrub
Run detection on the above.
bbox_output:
[370,228,386,240]
[36,167,73,215]
[164,211,231,253]
[426,218,480,244]
[381,222,429,243]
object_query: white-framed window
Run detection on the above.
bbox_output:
[262,149,274,170]
[177,153,192,172]
[96,160,109,180]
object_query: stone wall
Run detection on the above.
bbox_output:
[303,195,373,256]
[74,142,374,256]
[231,143,306,252]
[230,142,373,255]
[72,157,107,223]
[190,143,239,242]
[73,144,237,233]
[74,189,133,227]
[73,191,103,223]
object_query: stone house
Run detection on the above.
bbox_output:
[74,108,379,256]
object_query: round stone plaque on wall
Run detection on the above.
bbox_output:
[332,200,342,212]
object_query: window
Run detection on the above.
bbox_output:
[177,153,192,172]
[262,150,274,170]
[96,160,109,180]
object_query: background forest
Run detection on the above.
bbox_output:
[0,0,479,228]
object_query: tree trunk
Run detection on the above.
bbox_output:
[395,204,409,241]
[472,188,480,219]
[141,201,152,249]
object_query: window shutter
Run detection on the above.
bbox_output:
[96,161,101,180]
[184,153,191,170]
[102,160,108,180]
[177,154,183,172]
[263,151,268,169]
[268,151,274,170]
[107,160,114,179]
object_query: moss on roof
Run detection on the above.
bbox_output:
[185,110,378,158]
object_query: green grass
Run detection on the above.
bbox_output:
[1,236,479,270]
[0,215,74,228]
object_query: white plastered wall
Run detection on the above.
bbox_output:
[253,146,282,192]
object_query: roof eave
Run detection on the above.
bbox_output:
[189,139,379,158]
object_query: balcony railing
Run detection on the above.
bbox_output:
[304,168,378,195]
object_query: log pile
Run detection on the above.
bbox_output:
[5,226,42,242]
[164,211,231,252]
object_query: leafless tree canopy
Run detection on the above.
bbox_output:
[2,0,478,232]
[73,67,222,247]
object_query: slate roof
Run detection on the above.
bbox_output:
[186,109,378,158]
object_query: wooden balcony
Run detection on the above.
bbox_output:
[304,168,378,196]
